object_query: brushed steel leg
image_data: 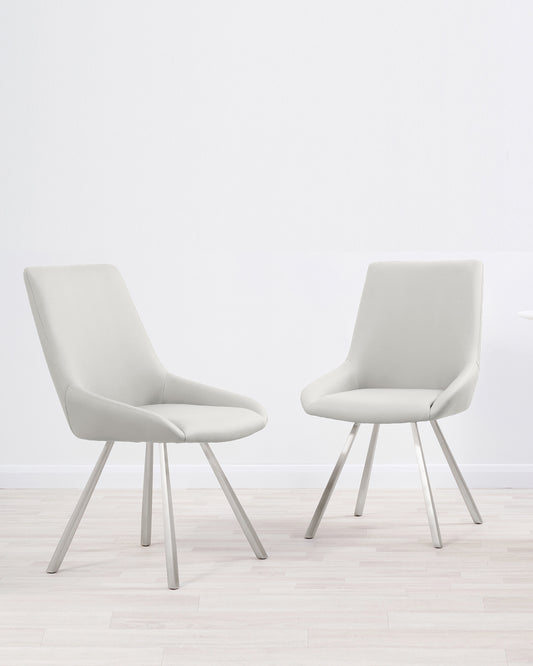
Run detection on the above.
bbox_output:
[200,443,267,560]
[305,423,360,539]
[47,441,114,574]
[411,423,442,548]
[141,442,154,546]
[159,443,179,590]
[431,420,482,524]
[355,424,380,516]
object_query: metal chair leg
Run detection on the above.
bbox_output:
[159,443,179,589]
[431,420,482,524]
[47,441,114,573]
[355,424,380,516]
[141,442,154,546]
[200,443,267,559]
[305,423,360,539]
[411,423,442,548]
[159,443,179,590]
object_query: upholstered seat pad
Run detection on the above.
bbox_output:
[139,403,266,443]
[305,388,442,424]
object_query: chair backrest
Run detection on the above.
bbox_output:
[24,265,166,413]
[348,261,483,389]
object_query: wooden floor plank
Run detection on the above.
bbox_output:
[0,488,531,665]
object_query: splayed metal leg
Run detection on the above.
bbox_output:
[305,423,360,539]
[141,442,154,546]
[355,424,380,516]
[411,423,442,548]
[159,443,179,589]
[47,441,114,574]
[431,420,482,524]
[200,442,267,560]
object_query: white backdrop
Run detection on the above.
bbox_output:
[2,1,533,487]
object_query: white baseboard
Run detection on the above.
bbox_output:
[1,463,532,489]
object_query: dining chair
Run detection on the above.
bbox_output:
[301,260,483,548]
[24,264,268,589]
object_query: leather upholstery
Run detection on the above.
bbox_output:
[301,261,483,424]
[25,265,267,443]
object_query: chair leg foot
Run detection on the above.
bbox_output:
[355,424,380,516]
[411,423,443,549]
[159,443,179,590]
[141,442,154,546]
[431,420,482,524]
[47,441,114,574]
[305,423,360,539]
[200,443,267,560]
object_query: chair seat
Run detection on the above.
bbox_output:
[305,388,442,424]
[139,403,266,442]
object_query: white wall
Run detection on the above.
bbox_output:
[2,1,533,487]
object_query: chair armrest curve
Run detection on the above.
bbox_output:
[65,385,186,442]
[163,373,268,421]
[301,361,359,413]
[429,363,480,420]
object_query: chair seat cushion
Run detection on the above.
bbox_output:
[139,403,266,442]
[305,388,442,424]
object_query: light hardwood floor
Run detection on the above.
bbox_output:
[1,488,532,665]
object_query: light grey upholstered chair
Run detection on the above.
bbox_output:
[301,261,483,548]
[24,264,268,589]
